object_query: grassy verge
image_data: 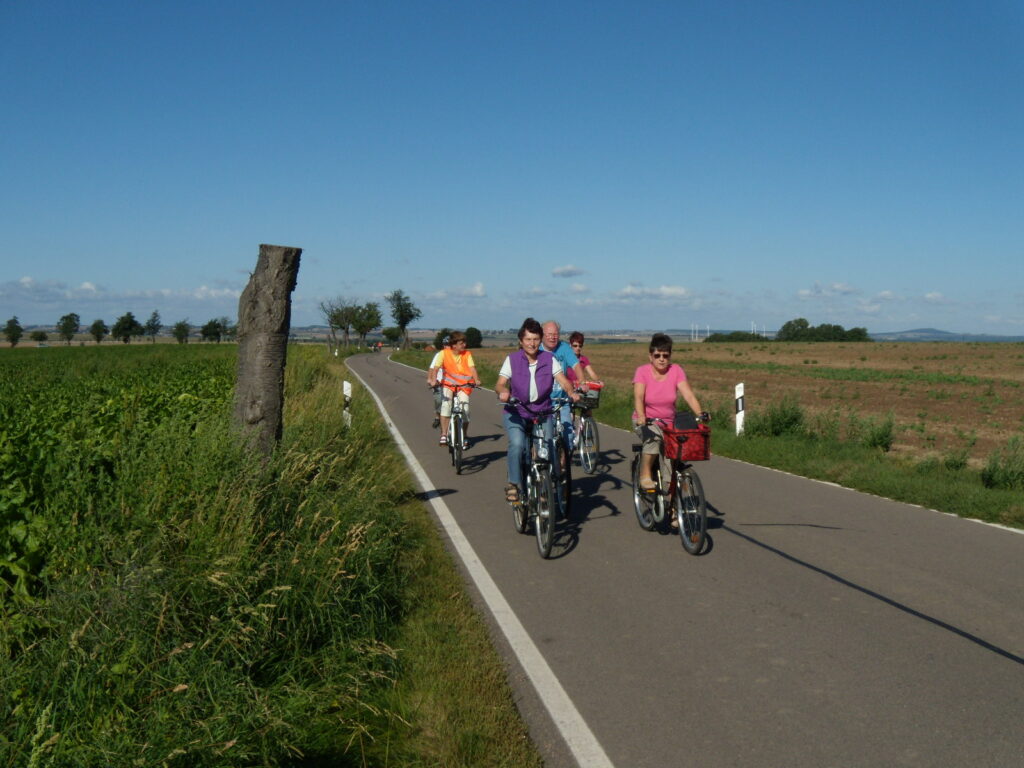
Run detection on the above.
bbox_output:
[1,345,540,766]
[392,349,1024,528]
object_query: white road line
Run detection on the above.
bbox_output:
[348,361,616,768]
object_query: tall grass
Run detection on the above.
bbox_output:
[2,346,540,766]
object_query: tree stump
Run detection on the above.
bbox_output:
[233,244,302,456]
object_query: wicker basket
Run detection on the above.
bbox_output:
[662,426,711,462]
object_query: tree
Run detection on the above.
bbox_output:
[111,312,144,344]
[89,319,108,344]
[30,330,48,343]
[776,317,810,342]
[233,243,302,457]
[201,318,224,343]
[351,302,382,347]
[465,326,483,349]
[144,310,162,343]
[386,289,422,349]
[433,327,453,349]
[218,316,237,341]
[56,313,81,344]
[172,320,191,344]
[381,326,402,346]
[320,297,359,350]
[4,316,24,347]
[775,317,872,342]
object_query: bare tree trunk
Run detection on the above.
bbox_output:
[233,244,302,456]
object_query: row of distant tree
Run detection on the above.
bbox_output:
[3,287,427,351]
[3,311,236,347]
[320,289,427,350]
[706,318,872,343]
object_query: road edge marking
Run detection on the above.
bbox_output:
[348,359,616,768]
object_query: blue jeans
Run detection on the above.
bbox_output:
[504,409,554,488]
[558,402,574,451]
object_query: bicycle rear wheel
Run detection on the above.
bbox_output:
[632,453,656,531]
[534,468,555,558]
[674,468,707,554]
[579,416,600,474]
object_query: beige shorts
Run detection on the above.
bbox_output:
[633,421,664,456]
[439,390,471,419]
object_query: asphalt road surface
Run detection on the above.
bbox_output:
[347,352,1024,768]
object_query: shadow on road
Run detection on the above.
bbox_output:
[723,523,1024,667]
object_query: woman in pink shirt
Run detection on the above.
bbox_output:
[632,333,705,491]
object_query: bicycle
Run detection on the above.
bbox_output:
[445,383,477,475]
[571,381,603,474]
[506,397,573,558]
[631,416,711,554]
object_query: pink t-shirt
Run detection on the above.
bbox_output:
[565,354,590,385]
[632,363,687,422]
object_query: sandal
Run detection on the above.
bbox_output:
[439,435,447,446]
[639,477,657,492]
[505,483,520,504]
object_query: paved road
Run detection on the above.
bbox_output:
[348,352,1024,768]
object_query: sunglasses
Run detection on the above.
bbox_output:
[651,352,671,359]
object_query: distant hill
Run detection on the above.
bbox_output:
[870,328,1024,343]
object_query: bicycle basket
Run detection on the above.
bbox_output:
[577,381,602,409]
[662,426,711,462]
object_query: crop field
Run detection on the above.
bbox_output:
[467,340,1024,467]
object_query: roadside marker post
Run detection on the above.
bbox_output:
[735,382,745,436]
[343,380,353,427]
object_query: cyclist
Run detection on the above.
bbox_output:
[433,331,480,448]
[632,332,706,492]
[566,331,599,385]
[541,320,583,451]
[426,335,451,429]
[496,317,579,505]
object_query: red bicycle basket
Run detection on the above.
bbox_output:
[662,427,711,462]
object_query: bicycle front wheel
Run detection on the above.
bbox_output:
[632,454,656,531]
[452,417,463,474]
[534,468,555,558]
[513,458,530,534]
[580,416,600,474]
[674,468,707,554]
[555,439,572,521]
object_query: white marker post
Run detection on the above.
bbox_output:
[735,382,745,436]
[343,380,353,427]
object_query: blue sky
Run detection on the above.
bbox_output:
[2,0,1022,334]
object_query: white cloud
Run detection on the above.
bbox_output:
[924,291,947,304]
[569,283,589,294]
[193,285,241,300]
[615,283,691,300]
[0,276,247,324]
[552,265,584,278]
[798,281,860,299]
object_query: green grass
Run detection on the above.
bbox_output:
[1,345,541,767]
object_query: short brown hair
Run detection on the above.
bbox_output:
[649,333,673,353]
[449,331,466,345]
[569,331,585,345]
[518,317,543,341]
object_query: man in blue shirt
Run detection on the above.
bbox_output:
[542,320,583,450]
